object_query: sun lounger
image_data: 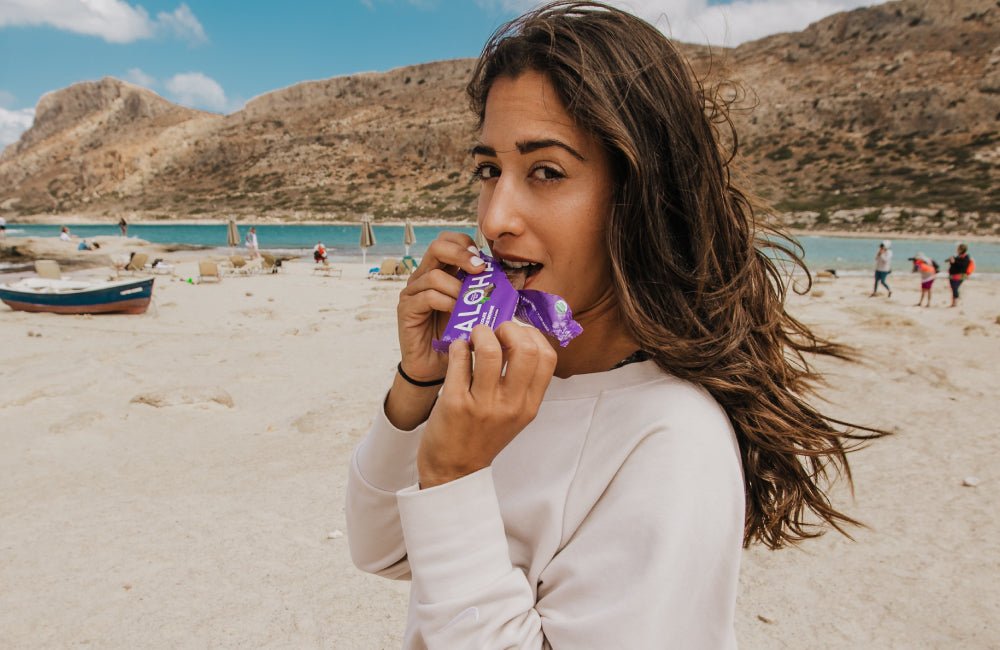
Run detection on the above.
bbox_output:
[222,255,259,276]
[198,259,222,283]
[260,252,282,274]
[124,252,149,275]
[400,256,418,274]
[369,258,405,280]
[35,260,64,279]
[312,258,343,277]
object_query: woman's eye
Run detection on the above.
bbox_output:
[530,166,565,181]
[472,163,499,181]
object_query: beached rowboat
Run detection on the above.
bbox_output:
[0,277,154,315]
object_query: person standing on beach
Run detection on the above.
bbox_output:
[118,217,128,237]
[0,216,6,241]
[871,240,892,297]
[911,253,937,307]
[345,3,880,647]
[245,226,259,259]
[946,243,975,308]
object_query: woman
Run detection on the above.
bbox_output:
[871,240,892,297]
[946,243,975,307]
[346,3,878,647]
[912,253,937,307]
[244,226,259,259]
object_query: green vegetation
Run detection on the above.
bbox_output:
[766,146,793,161]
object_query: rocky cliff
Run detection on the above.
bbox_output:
[1,0,997,235]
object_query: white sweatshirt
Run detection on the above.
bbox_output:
[346,360,745,649]
[875,249,892,272]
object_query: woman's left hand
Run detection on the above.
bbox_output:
[417,322,558,488]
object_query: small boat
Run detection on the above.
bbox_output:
[0,276,154,315]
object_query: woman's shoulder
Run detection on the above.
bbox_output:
[563,362,737,465]
[556,363,743,533]
[599,362,729,427]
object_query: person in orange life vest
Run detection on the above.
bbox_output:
[946,243,975,308]
[910,253,937,307]
[313,241,328,264]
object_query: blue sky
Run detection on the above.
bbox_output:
[0,0,887,147]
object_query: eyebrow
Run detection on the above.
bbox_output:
[471,139,586,161]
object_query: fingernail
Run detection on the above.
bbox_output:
[467,245,480,254]
[470,256,484,267]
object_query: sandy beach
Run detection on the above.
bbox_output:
[1,238,998,648]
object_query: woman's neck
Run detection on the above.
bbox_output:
[553,303,639,378]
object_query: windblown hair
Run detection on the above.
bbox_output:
[468,1,883,549]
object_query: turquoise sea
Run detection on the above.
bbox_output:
[4,223,999,274]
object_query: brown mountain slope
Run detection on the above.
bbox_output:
[1,0,997,234]
[727,0,1000,226]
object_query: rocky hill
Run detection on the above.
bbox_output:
[1,0,998,235]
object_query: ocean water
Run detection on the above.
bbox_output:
[3,223,998,273]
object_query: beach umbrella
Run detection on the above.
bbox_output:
[226,218,240,248]
[474,226,489,252]
[403,219,417,257]
[360,217,376,265]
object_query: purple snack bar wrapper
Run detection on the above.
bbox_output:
[432,253,583,353]
[515,290,583,347]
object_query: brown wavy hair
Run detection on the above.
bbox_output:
[468,1,884,549]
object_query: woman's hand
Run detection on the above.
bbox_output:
[384,232,486,431]
[417,322,558,488]
[397,231,485,383]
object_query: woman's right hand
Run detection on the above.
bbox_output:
[396,231,486,383]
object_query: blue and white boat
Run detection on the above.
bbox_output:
[0,277,154,315]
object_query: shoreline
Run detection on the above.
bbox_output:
[1,215,478,228]
[7,215,1000,243]
[5,215,999,242]
[788,228,1000,244]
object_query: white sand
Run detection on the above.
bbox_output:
[1,249,997,648]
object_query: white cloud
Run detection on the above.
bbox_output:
[156,4,206,44]
[0,106,34,148]
[124,67,156,88]
[165,72,238,113]
[0,89,16,108]
[475,0,888,47]
[0,0,206,44]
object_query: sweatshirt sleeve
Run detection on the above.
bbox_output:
[395,420,743,649]
[396,467,545,648]
[344,397,424,580]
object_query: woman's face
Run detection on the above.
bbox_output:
[474,71,616,325]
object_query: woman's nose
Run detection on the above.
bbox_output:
[478,178,524,241]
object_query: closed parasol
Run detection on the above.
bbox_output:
[403,219,417,257]
[360,217,376,265]
[226,219,240,248]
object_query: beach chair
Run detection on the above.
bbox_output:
[198,259,222,283]
[223,255,255,276]
[400,256,418,274]
[312,261,343,278]
[34,260,63,280]
[260,252,281,274]
[369,258,404,280]
[123,252,149,275]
